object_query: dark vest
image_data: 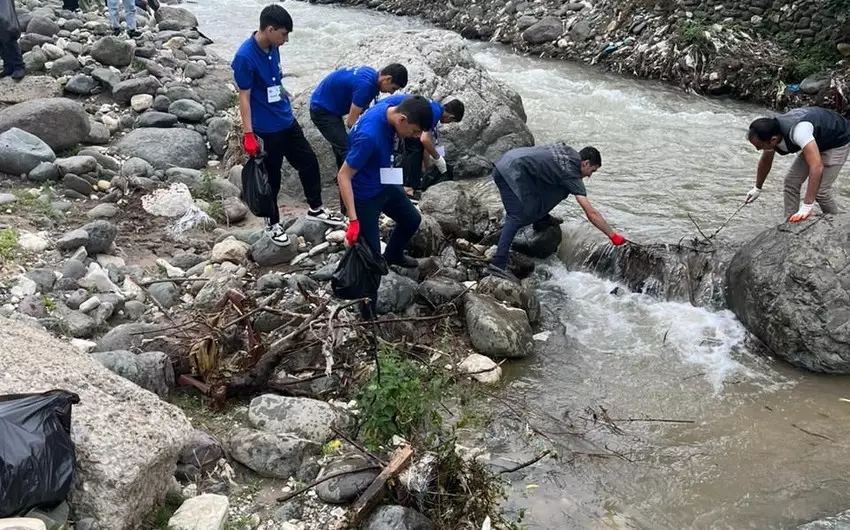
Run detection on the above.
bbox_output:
[775,107,850,155]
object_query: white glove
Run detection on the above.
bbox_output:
[745,187,761,204]
[789,202,814,223]
[433,156,447,174]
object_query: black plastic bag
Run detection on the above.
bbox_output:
[331,240,388,300]
[240,152,276,218]
[0,0,21,41]
[0,390,79,518]
[421,163,454,191]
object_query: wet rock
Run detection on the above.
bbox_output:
[459,353,501,384]
[316,457,380,504]
[250,234,299,267]
[227,427,319,479]
[522,16,562,44]
[92,350,175,399]
[726,214,850,373]
[116,128,207,170]
[376,271,418,314]
[64,74,98,95]
[420,181,492,241]
[464,294,533,358]
[135,110,179,128]
[513,224,562,259]
[90,36,135,68]
[363,506,436,530]
[207,117,231,156]
[0,127,56,175]
[799,509,850,529]
[111,76,161,105]
[418,277,466,307]
[407,213,443,258]
[167,494,229,530]
[168,99,206,122]
[249,394,344,443]
[0,98,90,151]
[210,236,250,264]
[477,275,540,325]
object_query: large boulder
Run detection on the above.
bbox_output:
[0,98,90,151]
[363,506,436,530]
[799,509,850,529]
[419,179,495,241]
[464,293,533,358]
[0,318,192,530]
[111,76,161,105]
[155,6,198,30]
[283,29,533,193]
[0,127,55,175]
[522,16,563,44]
[115,128,207,170]
[477,275,541,325]
[512,224,563,259]
[91,350,175,399]
[248,394,345,443]
[726,215,850,373]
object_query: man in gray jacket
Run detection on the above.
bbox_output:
[488,142,626,281]
[746,106,850,222]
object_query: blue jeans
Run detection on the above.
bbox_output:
[492,169,529,270]
[107,0,136,30]
[356,185,421,317]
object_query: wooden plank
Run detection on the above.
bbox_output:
[338,445,415,529]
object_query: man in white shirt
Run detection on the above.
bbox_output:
[745,106,850,222]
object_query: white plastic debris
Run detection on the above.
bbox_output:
[141,182,194,217]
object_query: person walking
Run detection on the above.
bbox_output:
[0,0,24,80]
[106,0,138,37]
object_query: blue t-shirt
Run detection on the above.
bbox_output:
[377,94,443,134]
[310,66,380,117]
[231,34,294,134]
[345,104,396,201]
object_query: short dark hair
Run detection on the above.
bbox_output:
[748,117,781,141]
[580,146,601,167]
[380,63,408,88]
[396,95,433,130]
[260,5,292,32]
[443,99,465,121]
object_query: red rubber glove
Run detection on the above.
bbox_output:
[345,219,360,247]
[609,233,626,246]
[243,133,260,157]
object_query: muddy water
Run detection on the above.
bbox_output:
[187,1,850,528]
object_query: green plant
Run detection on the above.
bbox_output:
[0,228,18,261]
[678,20,712,51]
[781,41,841,83]
[12,189,61,222]
[225,516,257,530]
[148,490,183,530]
[192,170,221,203]
[42,295,56,312]
[357,345,447,449]
[203,199,225,222]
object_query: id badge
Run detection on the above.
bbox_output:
[267,85,281,103]
[436,146,446,158]
[379,167,403,185]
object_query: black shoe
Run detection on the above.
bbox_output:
[0,70,10,79]
[112,27,122,36]
[10,69,24,81]
[128,29,140,38]
[386,254,418,268]
[406,189,422,203]
[487,263,519,283]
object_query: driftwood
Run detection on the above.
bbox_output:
[338,445,415,529]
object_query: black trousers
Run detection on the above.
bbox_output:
[63,0,80,9]
[256,119,323,225]
[402,137,424,190]
[0,37,24,75]
[309,108,348,169]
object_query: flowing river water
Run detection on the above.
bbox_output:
[186,1,850,527]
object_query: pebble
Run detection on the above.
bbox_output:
[70,338,97,352]
[79,297,101,314]
[18,232,50,253]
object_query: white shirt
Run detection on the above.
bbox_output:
[777,121,816,152]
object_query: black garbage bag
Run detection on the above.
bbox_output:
[240,152,276,218]
[421,163,454,191]
[331,240,388,300]
[0,390,79,518]
[0,0,21,41]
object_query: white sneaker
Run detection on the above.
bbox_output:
[264,223,290,247]
[307,207,345,227]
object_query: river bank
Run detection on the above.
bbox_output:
[301,0,850,116]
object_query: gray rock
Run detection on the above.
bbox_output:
[183,62,206,79]
[178,429,223,473]
[54,277,80,291]
[65,74,98,95]
[0,98,90,151]
[227,427,319,479]
[170,252,204,271]
[477,275,540,325]
[23,47,47,72]
[111,76,161,106]
[420,181,492,241]
[513,224,562,259]
[274,501,303,523]
[92,301,115,326]
[250,234,299,267]
[195,85,234,111]
[91,67,120,90]
[0,127,56,175]
[727,214,850,373]
[18,33,54,53]
[155,6,198,30]
[87,203,120,219]
[193,274,242,311]
[61,260,87,281]
[62,309,96,338]
[168,99,206,122]
[167,495,229,530]
[152,94,171,112]
[27,15,60,37]
[464,293,533,358]
[90,36,135,68]
[93,322,170,352]
[165,85,199,103]
[206,117,230,156]
[517,15,539,31]
[57,155,98,176]
[19,294,48,318]
[28,160,60,182]
[209,177,240,199]
[148,281,180,309]
[92,350,175,399]
[312,261,337,282]
[50,54,81,76]
[183,44,206,57]
[121,157,154,179]
[570,19,593,41]
[800,75,830,95]
[522,16,562,43]
[66,288,89,309]
[418,277,466,307]
[408,214,443,258]
[255,272,285,293]
[316,457,379,504]
[115,128,207,170]
[135,111,179,128]
[26,268,56,293]
[363,506,436,530]
[165,167,201,186]
[57,228,89,251]
[249,394,344,443]
[222,196,249,224]
[80,220,117,254]
[286,217,330,246]
[377,271,418,315]
[86,121,110,144]
[799,509,850,529]
[124,300,146,320]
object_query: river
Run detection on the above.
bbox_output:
[185,0,850,528]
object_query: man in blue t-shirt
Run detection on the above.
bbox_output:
[337,95,433,319]
[309,64,408,169]
[231,5,342,247]
[377,94,465,199]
